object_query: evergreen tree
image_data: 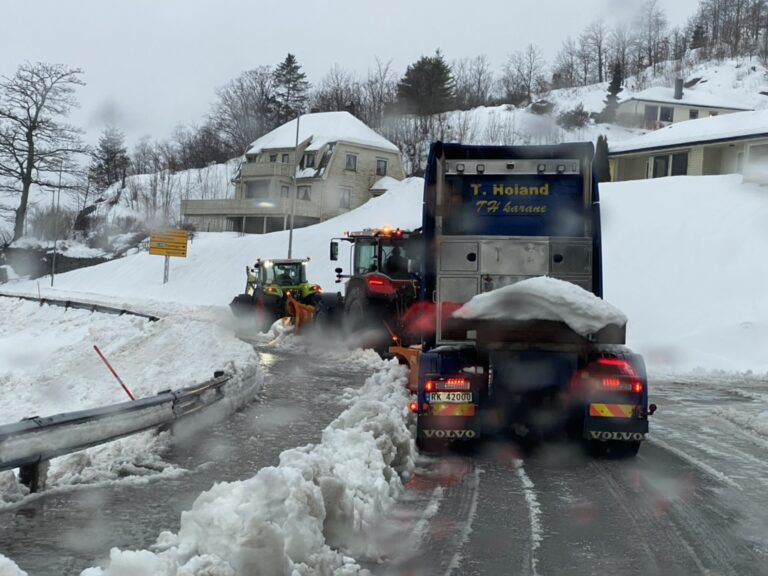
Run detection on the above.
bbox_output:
[598,61,623,123]
[90,126,130,191]
[272,53,310,125]
[396,50,455,117]
[595,135,611,182]
[691,23,707,50]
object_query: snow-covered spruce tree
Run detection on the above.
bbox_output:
[598,61,623,123]
[0,62,87,241]
[272,53,310,126]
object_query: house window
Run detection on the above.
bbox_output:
[376,159,387,176]
[245,181,269,199]
[652,155,669,178]
[282,153,289,164]
[298,185,311,201]
[345,154,357,171]
[710,111,718,117]
[689,109,699,120]
[269,154,277,163]
[281,185,290,198]
[659,106,674,123]
[339,188,351,209]
[671,152,688,176]
[305,152,316,168]
[643,105,658,129]
[651,152,688,178]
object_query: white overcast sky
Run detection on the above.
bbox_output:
[2,0,700,147]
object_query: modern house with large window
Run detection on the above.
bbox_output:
[616,80,751,130]
[608,109,768,182]
[182,111,405,233]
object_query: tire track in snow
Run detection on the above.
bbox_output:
[648,436,743,491]
[513,459,542,576]
[443,467,481,576]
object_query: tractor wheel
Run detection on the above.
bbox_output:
[344,287,371,332]
[230,294,255,317]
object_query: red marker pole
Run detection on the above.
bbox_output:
[93,345,136,401]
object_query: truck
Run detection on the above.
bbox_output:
[394,141,654,456]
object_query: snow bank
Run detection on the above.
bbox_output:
[453,276,627,337]
[81,359,414,576]
[0,298,259,421]
[0,297,262,499]
[601,174,768,373]
[0,554,27,576]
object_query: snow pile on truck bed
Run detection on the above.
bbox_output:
[80,359,414,576]
[453,276,627,337]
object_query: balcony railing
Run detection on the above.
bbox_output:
[182,198,321,219]
[240,162,294,178]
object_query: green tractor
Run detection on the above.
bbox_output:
[230,258,322,328]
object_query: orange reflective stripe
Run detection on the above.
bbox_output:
[430,403,476,417]
[589,403,635,418]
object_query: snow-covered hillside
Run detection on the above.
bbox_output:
[4,173,767,375]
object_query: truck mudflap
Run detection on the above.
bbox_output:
[416,414,481,447]
[583,412,649,442]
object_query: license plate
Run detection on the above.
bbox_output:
[429,392,472,403]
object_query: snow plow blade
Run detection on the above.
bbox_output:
[285,292,316,330]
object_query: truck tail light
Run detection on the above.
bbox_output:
[425,377,471,391]
[571,358,644,395]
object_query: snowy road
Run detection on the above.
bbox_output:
[0,343,377,576]
[370,375,768,576]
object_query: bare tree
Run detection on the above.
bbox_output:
[577,33,595,85]
[0,62,87,240]
[500,44,547,104]
[452,55,494,109]
[362,58,398,129]
[585,20,609,83]
[635,0,669,72]
[551,37,580,89]
[311,65,364,114]
[608,24,633,78]
[211,66,276,155]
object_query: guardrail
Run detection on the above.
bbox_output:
[0,293,232,493]
[0,372,230,492]
[0,292,159,321]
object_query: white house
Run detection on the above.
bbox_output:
[616,80,752,130]
[609,109,768,182]
[182,112,405,234]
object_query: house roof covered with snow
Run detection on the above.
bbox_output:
[245,111,398,155]
[609,109,768,155]
[619,86,752,112]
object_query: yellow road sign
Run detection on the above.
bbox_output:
[149,230,188,257]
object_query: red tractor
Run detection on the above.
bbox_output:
[330,227,422,351]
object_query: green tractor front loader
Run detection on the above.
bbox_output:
[230,258,322,329]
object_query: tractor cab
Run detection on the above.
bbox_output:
[330,227,421,282]
[248,258,309,294]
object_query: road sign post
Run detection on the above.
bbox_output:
[149,229,189,284]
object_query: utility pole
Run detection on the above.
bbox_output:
[287,112,301,259]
